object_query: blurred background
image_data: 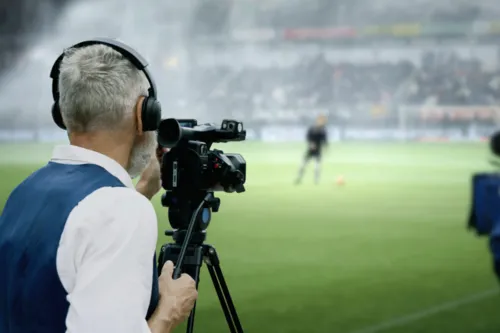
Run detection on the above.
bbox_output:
[1,0,500,332]
[2,0,500,139]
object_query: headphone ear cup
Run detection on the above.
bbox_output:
[141,97,162,132]
[51,103,67,130]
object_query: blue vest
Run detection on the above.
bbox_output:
[0,162,159,333]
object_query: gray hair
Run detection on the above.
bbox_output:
[58,44,149,133]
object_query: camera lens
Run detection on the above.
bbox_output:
[157,119,181,147]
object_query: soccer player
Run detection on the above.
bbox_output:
[295,115,328,184]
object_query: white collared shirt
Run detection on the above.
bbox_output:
[52,145,157,333]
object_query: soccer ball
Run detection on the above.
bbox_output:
[336,175,345,186]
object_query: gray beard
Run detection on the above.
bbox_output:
[127,131,157,178]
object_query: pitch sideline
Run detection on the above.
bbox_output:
[347,288,499,333]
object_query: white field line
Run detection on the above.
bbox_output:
[347,288,500,333]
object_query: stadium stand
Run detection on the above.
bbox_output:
[186,51,500,117]
[1,0,499,129]
[222,0,500,29]
[0,0,69,77]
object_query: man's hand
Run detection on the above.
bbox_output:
[309,143,317,151]
[136,147,167,200]
[148,261,198,333]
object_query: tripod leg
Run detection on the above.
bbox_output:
[183,246,204,333]
[185,262,202,333]
[206,264,237,333]
[204,245,244,333]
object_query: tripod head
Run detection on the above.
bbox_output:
[165,229,207,246]
[162,190,219,246]
[162,190,220,234]
[160,190,221,278]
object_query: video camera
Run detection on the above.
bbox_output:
[158,118,246,195]
[468,131,500,281]
[157,118,247,242]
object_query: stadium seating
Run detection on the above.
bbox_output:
[219,0,500,29]
[1,0,500,129]
[181,51,500,123]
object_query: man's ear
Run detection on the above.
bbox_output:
[135,96,145,136]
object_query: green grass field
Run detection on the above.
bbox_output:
[1,142,499,333]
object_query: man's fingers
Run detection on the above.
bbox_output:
[155,146,163,162]
[180,273,196,286]
[161,262,197,285]
[156,146,169,163]
[162,260,174,277]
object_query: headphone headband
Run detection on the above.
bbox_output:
[50,38,157,101]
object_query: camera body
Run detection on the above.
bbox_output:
[161,144,246,194]
[158,118,246,194]
[157,118,247,232]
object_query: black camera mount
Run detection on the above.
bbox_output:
[158,192,244,333]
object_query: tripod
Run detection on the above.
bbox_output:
[158,192,244,333]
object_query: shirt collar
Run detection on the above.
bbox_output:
[51,145,134,189]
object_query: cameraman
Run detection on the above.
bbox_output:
[0,43,197,332]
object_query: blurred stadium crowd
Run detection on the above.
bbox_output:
[1,0,500,129]
[190,52,500,112]
[200,0,500,31]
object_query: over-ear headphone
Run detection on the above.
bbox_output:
[50,38,162,132]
